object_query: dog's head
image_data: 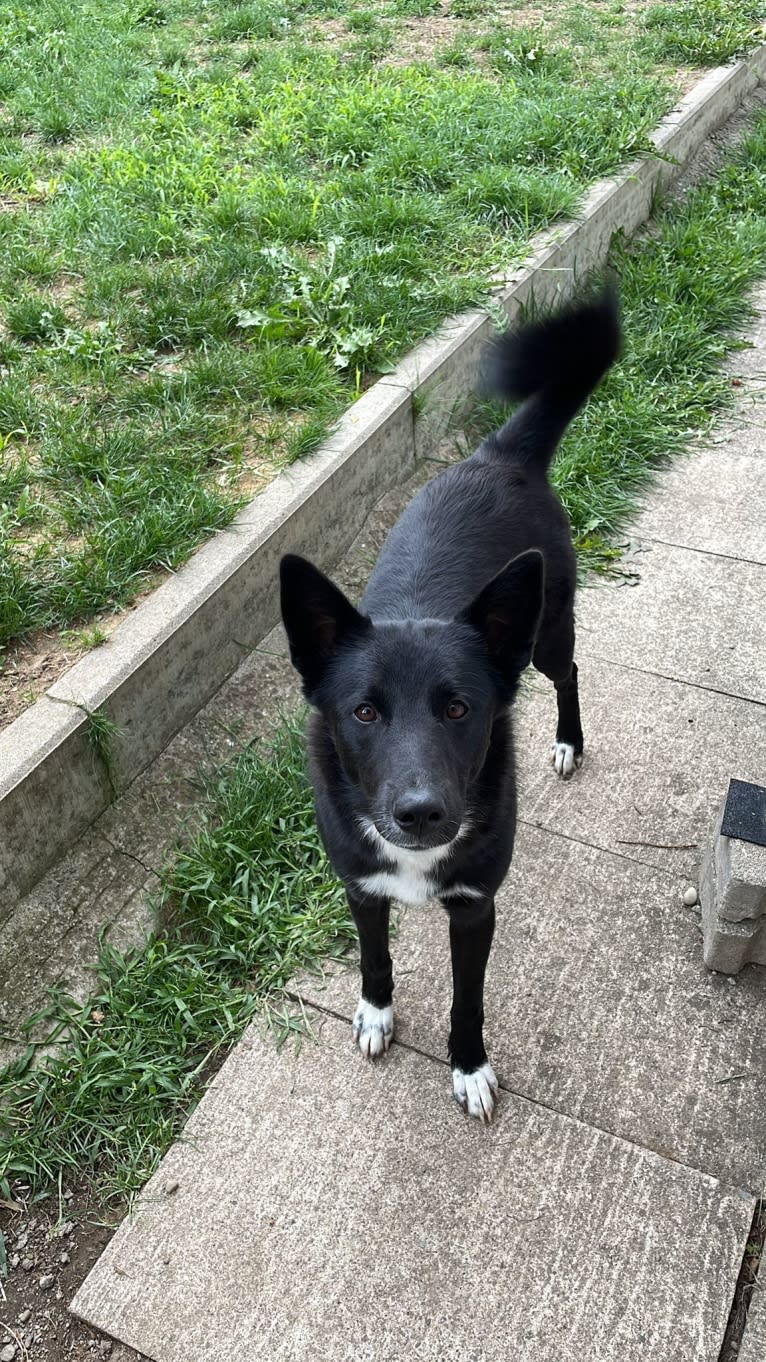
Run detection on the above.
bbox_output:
[280,551,543,852]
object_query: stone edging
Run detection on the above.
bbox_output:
[2,49,766,913]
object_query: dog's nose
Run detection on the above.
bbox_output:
[393,791,447,839]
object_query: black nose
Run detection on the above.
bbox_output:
[392,791,447,840]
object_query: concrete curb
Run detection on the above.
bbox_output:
[2,46,766,911]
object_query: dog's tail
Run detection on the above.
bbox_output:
[483,289,621,475]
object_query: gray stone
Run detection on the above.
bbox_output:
[739,1270,766,1362]
[701,803,766,974]
[298,826,766,1190]
[71,1011,754,1362]
[632,435,766,564]
[576,542,766,703]
[380,312,494,460]
[513,657,766,879]
[716,834,766,922]
[0,836,153,1066]
[0,698,112,916]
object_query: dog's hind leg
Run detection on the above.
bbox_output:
[446,896,498,1122]
[348,891,394,1059]
[533,611,584,779]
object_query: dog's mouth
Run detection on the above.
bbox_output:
[363,816,464,856]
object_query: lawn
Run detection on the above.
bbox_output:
[0,0,762,658]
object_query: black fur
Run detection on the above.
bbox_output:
[280,291,621,1119]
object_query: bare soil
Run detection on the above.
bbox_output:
[0,1183,143,1362]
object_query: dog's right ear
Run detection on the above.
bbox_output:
[460,548,544,682]
[280,554,371,696]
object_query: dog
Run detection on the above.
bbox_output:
[280,291,620,1121]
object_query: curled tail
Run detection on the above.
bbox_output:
[483,289,621,475]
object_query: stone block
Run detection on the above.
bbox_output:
[702,781,766,973]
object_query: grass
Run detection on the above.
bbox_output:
[0,0,762,654]
[0,718,353,1202]
[2,16,766,1213]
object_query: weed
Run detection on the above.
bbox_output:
[83,707,122,796]
[60,625,108,649]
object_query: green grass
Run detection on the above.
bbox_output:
[1,0,761,652]
[0,718,353,1202]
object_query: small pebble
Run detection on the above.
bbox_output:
[39,1272,55,1290]
[165,1179,179,1196]
[1,1344,17,1361]
[683,885,698,907]
[21,1257,33,1272]
[60,1252,70,1265]
[18,1310,31,1325]
[99,1342,113,1357]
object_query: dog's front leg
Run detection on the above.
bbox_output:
[446,896,498,1122]
[347,891,394,1059]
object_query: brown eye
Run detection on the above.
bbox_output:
[446,700,468,721]
[354,703,378,723]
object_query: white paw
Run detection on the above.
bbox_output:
[550,741,583,779]
[452,1062,498,1122]
[352,998,394,1059]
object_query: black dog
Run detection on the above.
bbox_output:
[280,292,620,1121]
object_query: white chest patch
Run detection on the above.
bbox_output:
[356,864,439,906]
[354,820,482,905]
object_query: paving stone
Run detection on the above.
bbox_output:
[0,839,154,1063]
[514,659,766,879]
[71,1011,754,1362]
[740,1271,766,1362]
[632,433,766,564]
[576,542,766,703]
[299,826,766,1190]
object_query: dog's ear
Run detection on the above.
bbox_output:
[280,554,371,695]
[460,549,544,679]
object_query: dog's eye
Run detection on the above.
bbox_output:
[354,703,378,723]
[445,700,468,721]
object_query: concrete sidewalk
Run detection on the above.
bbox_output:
[70,293,766,1357]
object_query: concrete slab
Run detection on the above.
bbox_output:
[299,827,766,1190]
[740,1272,766,1362]
[576,542,766,703]
[514,658,766,879]
[632,430,766,564]
[0,831,154,1062]
[72,1011,754,1362]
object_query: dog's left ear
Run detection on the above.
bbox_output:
[460,549,544,679]
[280,553,371,696]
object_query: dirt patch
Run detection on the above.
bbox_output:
[0,591,157,733]
[0,1183,143,1361]
[0,634,82,729]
